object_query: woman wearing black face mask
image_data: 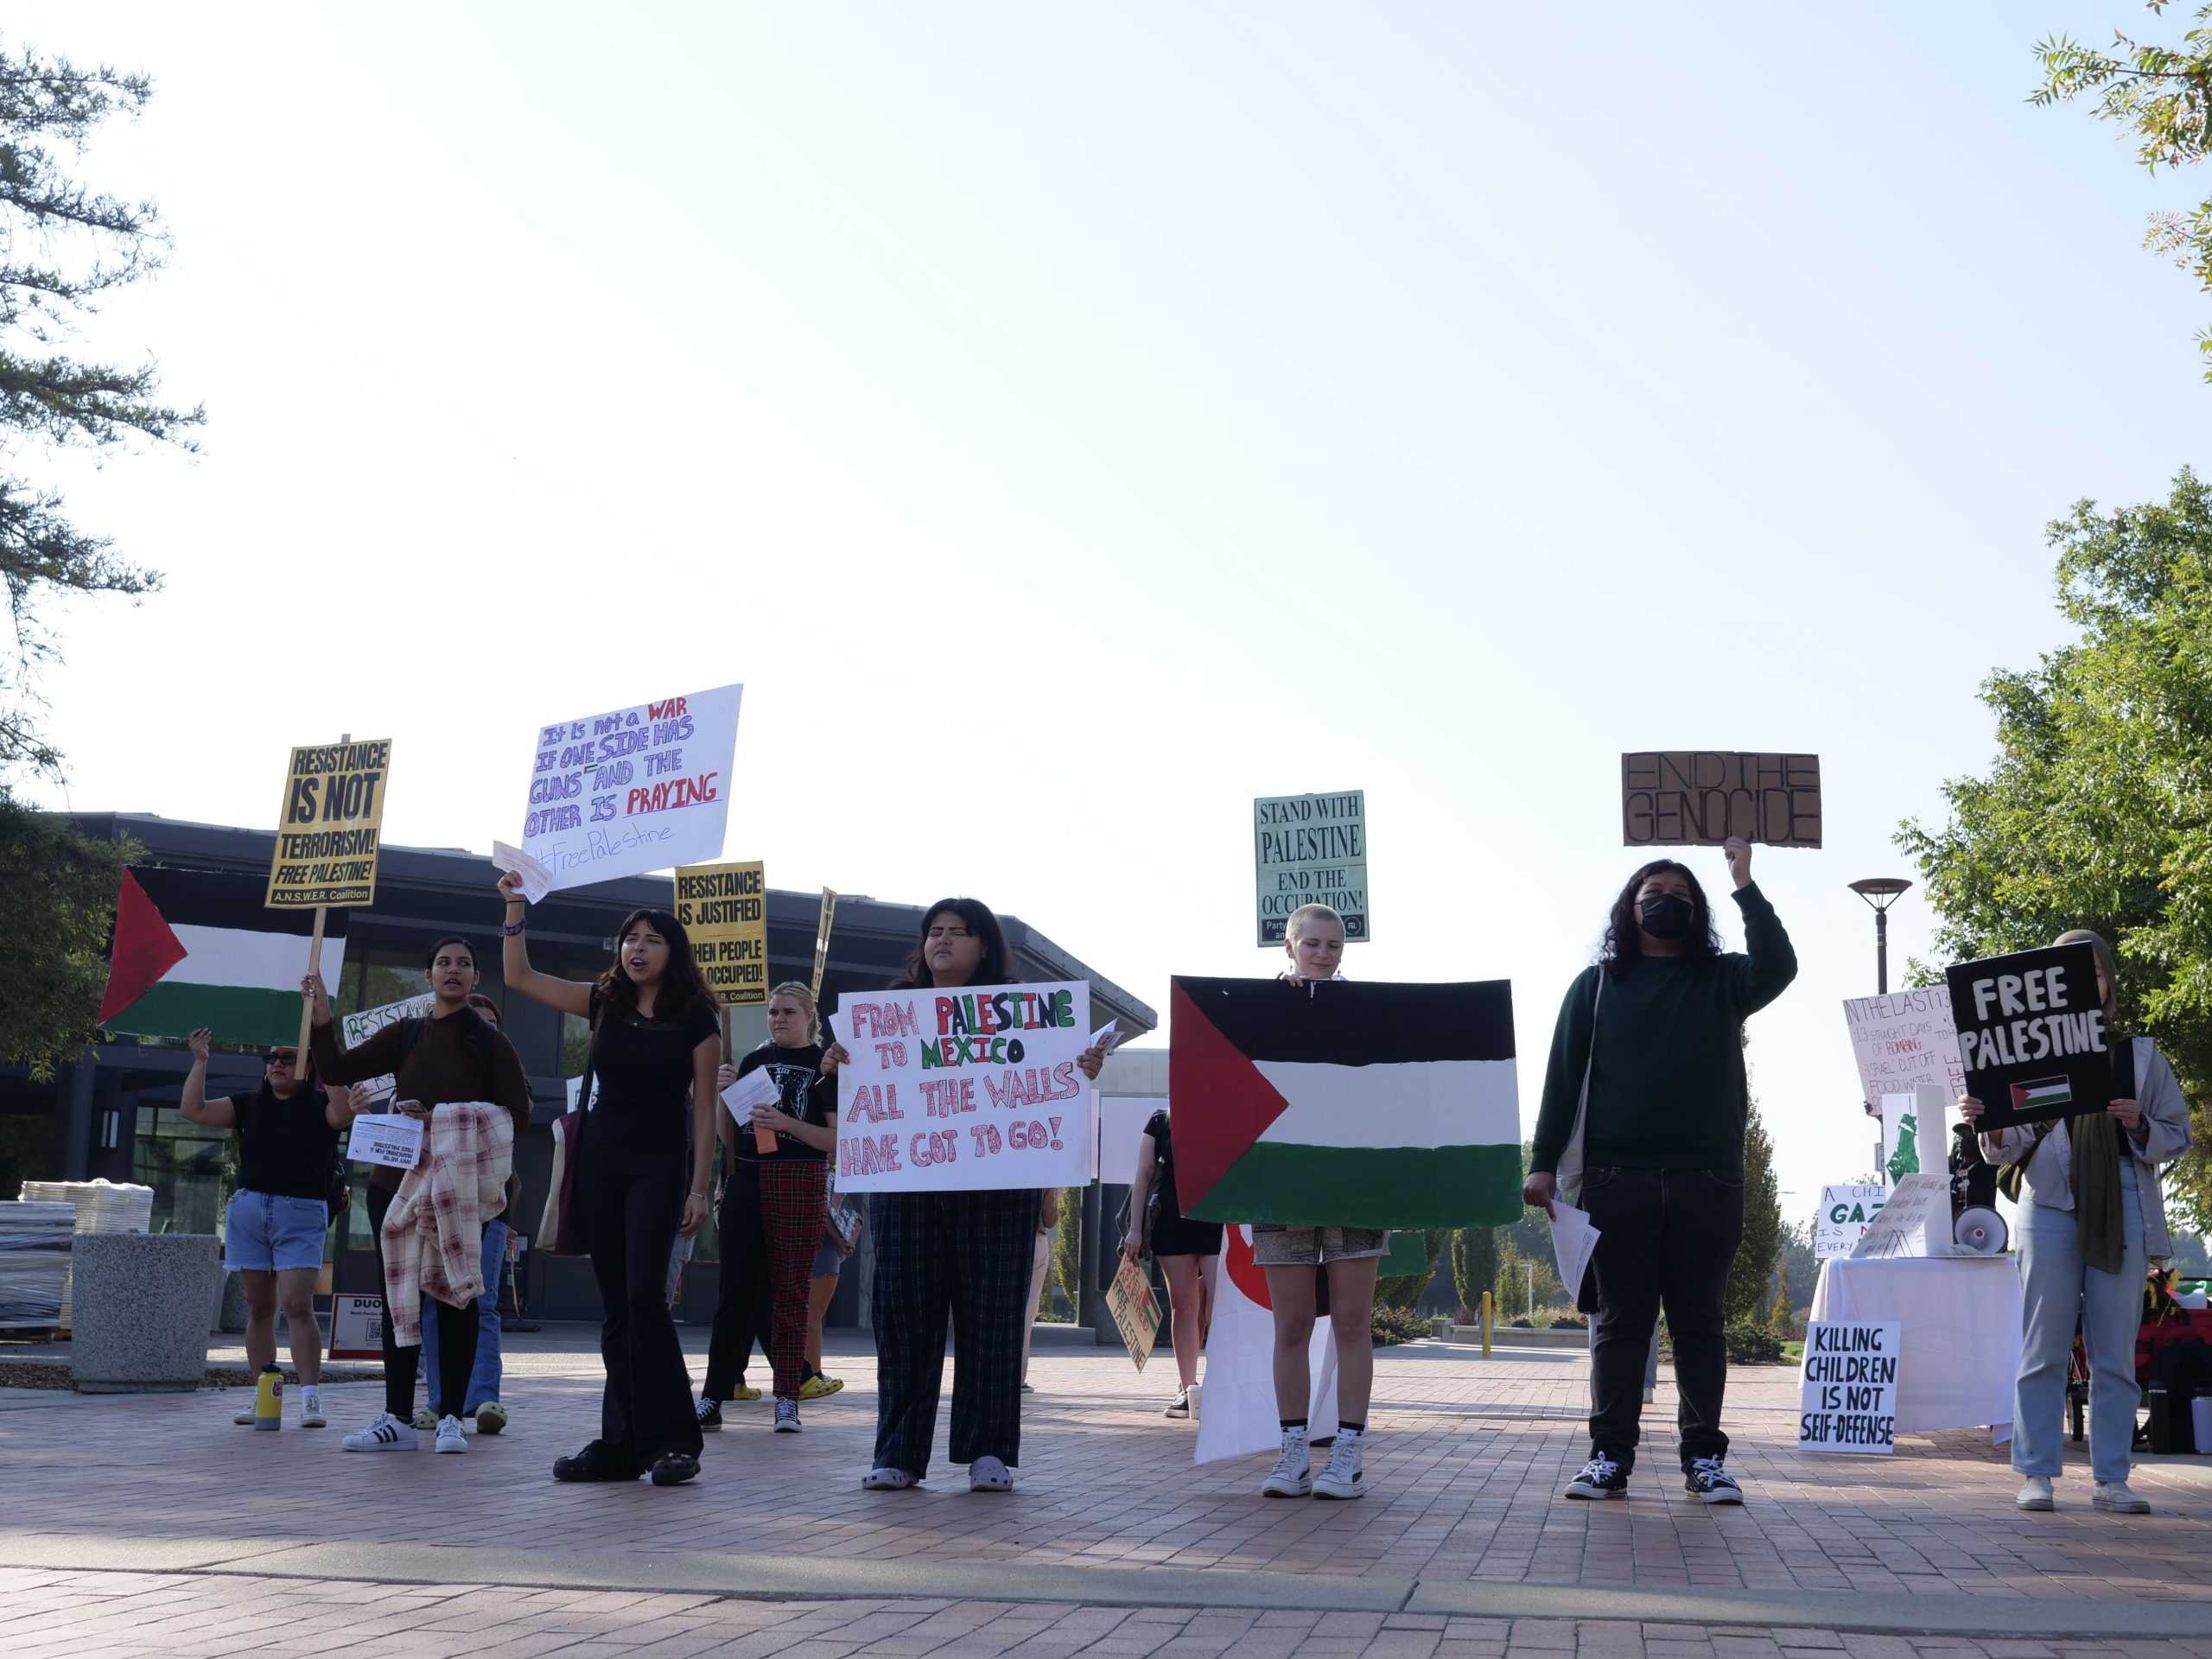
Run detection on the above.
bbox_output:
[1525,836,1796,1507]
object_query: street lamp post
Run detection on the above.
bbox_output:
[1848,877,1912,995]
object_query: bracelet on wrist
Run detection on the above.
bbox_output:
[499,920,525,938]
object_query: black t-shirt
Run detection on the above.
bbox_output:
[1143,1109,1182,1219]
[585,990,720,1154]
[236,1083,339,1203]
[732,1041,834,1163]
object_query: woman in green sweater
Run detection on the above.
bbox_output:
[1524,835,1796,1504]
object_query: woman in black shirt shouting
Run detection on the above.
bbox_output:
[500,874,719,1486]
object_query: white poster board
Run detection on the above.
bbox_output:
[1848,1173,1955,1260]
[1814,1183,1888,1260]
[496,683,743,899]
[1797,1320,1899,1455]
[1097,1096,1160,1189]
[341,993,435,1106]
[832,980,1095,1192]
[1841,987,1967,1107]
[347,1114,425,1171]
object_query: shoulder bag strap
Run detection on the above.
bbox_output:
[575,1005,604,1114]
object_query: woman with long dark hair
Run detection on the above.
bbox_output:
[1525,836,1795,1505]
[1962,928,2191,1515]
[499,874,720,1486]
[304,937,531,1455]
[823,897,1103,1492]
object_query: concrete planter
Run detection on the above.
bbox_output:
[216,1269,250,1334]
[71,1233,223,1393]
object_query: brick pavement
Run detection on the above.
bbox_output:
[4,1333,2211,1654]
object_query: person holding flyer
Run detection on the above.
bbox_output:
[499,875,720,1487]
[1961,928,2192,1516]
[1525,836,1796,1505]
[826,898,1105,1493]
[698,982,838,1435]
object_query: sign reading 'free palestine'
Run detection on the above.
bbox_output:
[1254,791,1369,946]
[1943,941,2113,1133]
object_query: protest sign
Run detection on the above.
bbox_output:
[1880,1093,1923,1180]
[810,888,838,999]
[328,1294,385,1361]
[1944,942,2113,1132]
[1620,752,1821,848]
[1814,1183,1889,1260]
[266,739,393,908]
[347,1113,424,1171]
[1107,1254,1163,1372]
[1254,791,1370,944]
[1096,1096,1158,1188]
[1848,1172,1955,1260]
[1841,986,1966,1107]
[674,861,768,1008]
[831,980,1094,1192]
[1797,1321,1899,1455]
[341,992,435,1106]
[496,683,742,899]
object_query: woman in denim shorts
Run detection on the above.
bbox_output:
[1254,903,1383,1503]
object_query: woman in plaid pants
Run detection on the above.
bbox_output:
[823,898,1104,1494]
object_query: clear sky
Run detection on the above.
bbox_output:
[14,2,2208,1227]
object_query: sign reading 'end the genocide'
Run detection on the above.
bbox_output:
[1621,752,1822,848]
[266,739,393,908]
[674,860,768,1008]
[1254,790,1370,945]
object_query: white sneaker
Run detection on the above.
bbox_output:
[1261,1429,1312,1497]
[342,1412,416,1452]
[2094,1480,2149,1514]
[300,1388,326,1428]
[233,1402,258,1427]
[1313,1433,1364,1500]
[434,1414,467,1454]
[2016,1476,2056,1511]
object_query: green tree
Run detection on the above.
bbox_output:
[0,793,134,1076]
[1899,467,2212,1230]
[1047,1188,1080,1319]
[1724,1102,1783,1325]
[1495,1238,1564,1319]
[2032,4,2212,380]
[1768,1260,1793,1333]
[1770,1217,1818,1319]
[1452,1226,1499,1318]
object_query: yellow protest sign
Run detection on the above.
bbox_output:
[265,739,392,908]
[674,861,768,1007]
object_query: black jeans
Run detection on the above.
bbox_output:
[365,1182,477,1421]
[581,1138,702,1465]
[702,1162,772,1402]
[1583,1165,1744,1471]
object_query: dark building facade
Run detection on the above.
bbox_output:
[1,812,1155,1327]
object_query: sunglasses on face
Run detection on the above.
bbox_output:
[264,1052,296,1068]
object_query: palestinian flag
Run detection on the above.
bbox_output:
[99,868,347,1048]
[2011,1077,2073,1116]
[1169,976,1522,1229]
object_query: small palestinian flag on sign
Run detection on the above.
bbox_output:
[1168,976,1523,1229]
[2010,1077,2074,1116]
[99,868,348,1049]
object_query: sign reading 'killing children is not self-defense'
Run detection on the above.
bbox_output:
[1944,941,2113,1132]
[266,739,393,907]
[1797,1321,1900,1455]
[1620,752,1821,848]
[1253,790,1369,945]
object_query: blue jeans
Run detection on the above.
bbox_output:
[423,1220,507,1415]
[2013,1157,2143,1482]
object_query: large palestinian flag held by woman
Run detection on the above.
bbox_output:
[1168,976,1522,1228]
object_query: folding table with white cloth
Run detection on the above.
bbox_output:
[1809,1255,2023,1440]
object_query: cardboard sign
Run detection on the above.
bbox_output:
[1944,942,2113,1132]
[1797,1321,1899,1455]
[673,861,768,1008]
[341,993,435,1106]
[329,1294,384,1360]
[1848,1172,1955,1260]
[1814,1182,1889,1260]
[1107,1254,1163,1372]
[1253,790,1370,945]
[266,739,394,907]
[499,683,743,899]
[1620,752,1821,848]
[1841,986,1967,1107]
[831,981,1095,1192]
[347,1113,424,1171]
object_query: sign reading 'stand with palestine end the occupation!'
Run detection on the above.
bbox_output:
[1254,790,1369,945]
[266,739,393,908]
[1621,752,1821,848]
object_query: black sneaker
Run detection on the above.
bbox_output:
[1684,1458,1743,1504]
[695,1395,722,1432]
[552,1440,641,1484]
[1564,1454,1629,1499]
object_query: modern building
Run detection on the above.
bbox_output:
[1,812,1156,1329]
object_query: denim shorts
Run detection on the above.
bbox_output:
[1251,1224,1389,1266]
[224,1189,329,1274]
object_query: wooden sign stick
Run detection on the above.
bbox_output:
[293,731,346,1061]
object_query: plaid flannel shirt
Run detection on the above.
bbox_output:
[379,1101,515,1345]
